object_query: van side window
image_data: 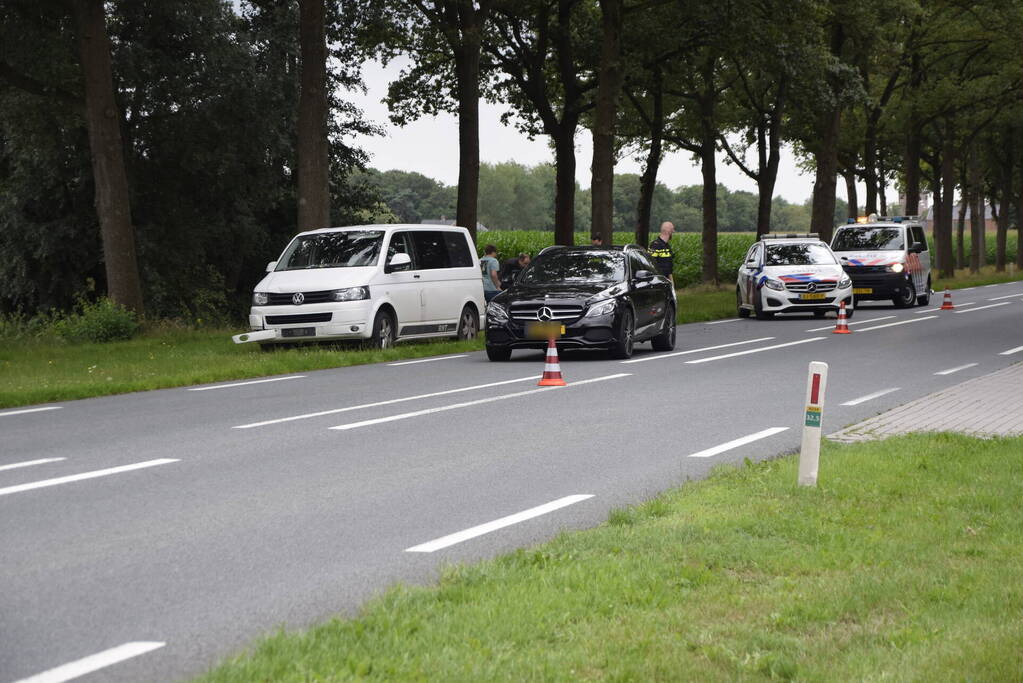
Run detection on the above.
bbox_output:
[911,226,927,250]
[387,232,414,270]
[411,231,450,270]
[443,232,473,268]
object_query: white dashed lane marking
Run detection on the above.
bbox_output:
[13,642,165,683]
[1000,345,1023,356]
[954,302,1013,314]
[686,427,789,458]
[0,406,62,418]
[622,337,775,364]
[0,458,66,473]
[934,363,978,376]
[684,338,823,364]
[0,459,178,497]
[805,315,895,331]
[841,388,900,406]
[388,355,467,366]
[188,376,304,391]
[855,316,937,332]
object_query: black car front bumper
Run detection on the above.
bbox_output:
[485,312,622,350]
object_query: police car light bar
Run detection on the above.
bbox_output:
[762,233,820,240]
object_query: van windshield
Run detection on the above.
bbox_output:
[832,227,904,251]
[765,243,836,266]
[276,231,384,270]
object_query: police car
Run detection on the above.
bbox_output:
[736,234,854,319]
[830,215,932,307]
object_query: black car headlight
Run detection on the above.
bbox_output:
[486,301,509,323]
[252,292,269,305]
[585,299,617,317]
[330,286,370,302]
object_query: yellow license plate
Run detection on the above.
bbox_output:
[800,293,826,300]
[526,322,566,339]
[853,287,873,294]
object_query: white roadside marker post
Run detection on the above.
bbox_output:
[799,361,829,487]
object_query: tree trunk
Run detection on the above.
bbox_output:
[1016,184,1023,269]
[454,41,482,241]
[956,197,967,270]
[938,126,955,278]
[878,164,887,214]
[904,126,922,215]
[756,99,784,237]
[590,0,623,246]
[700,140,718,284]
[994,194,1006,271]
[635,70,663,247]
[995,130,1012,271]
[970,180,983,274]
[553,127,576,245]
[863,132,877,214]
[843,169,858,220]
[756,175,776,238]
[930,162,943,271]
[297,0,329,231]
[73,0,144,315]
[810,108,841,243]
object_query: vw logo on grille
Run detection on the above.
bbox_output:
[292,292,305,305]
[537,306,554,321]
[805,282,817,292]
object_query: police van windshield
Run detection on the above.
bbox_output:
[832,227,904,251]
[765,243,837,266]
[521,251,625,284]
[276,231,384,270]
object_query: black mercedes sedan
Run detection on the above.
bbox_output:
[484,245,676,360]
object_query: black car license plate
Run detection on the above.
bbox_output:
[526,321,565,339]
[282,327,315,338]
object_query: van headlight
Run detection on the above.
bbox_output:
[764,278,786,291]
[585,299,617,317]
[330,286,370,302]
[252,292,268,305]
[887,263,905,273]
[838,276,852,288]
[486,301,509,323]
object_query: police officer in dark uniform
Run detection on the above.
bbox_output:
[648,220,675,286]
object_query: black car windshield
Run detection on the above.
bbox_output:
[276,230,383,270]
[520,251,626,284]
[765,243,837,266]
[832,227,904,251]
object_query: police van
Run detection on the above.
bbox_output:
[830,215,932,308]
[737,233,853,319]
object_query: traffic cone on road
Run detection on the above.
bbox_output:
[833,302,852,334]
[940,287,955,310]
[538,338,567,386]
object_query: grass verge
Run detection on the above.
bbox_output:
[199,433,1023,681]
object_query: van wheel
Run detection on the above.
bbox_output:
[455,304,479,340]
[371,310,396,349]
[651,304,676,351]
[486,345,511,361]
[918,277,931,306]
[892,281,916,308]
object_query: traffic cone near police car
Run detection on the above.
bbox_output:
[538,337,567,386]
[833,302,851,334]
[940,287,955,310]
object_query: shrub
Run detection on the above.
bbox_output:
[52,298,140,343]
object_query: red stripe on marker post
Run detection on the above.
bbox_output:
[810,373,821,404]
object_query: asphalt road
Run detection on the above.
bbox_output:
[3,282,1022,682]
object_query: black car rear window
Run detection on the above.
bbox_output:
[520,251,626,284]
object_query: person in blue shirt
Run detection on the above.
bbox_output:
[480,244,501,302]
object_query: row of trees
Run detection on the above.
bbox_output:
[2,1,1022,318]
[352,165,852,234]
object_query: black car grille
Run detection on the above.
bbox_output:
[265,313,332,324]
[784,281,837,293]
[509,303,584,321]
[267,290,334,305]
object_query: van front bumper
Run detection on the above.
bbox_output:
[843,271,915,301]
[237,301,373,344]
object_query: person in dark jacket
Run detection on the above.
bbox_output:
[499,252,530,289]
[648,221,675,286]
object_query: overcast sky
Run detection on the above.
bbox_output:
[342,60,834,205]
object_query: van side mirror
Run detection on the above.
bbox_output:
[265,261,277,273]
[909,242,924,254]
[386,252,412,273]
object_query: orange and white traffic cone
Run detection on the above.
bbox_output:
[537,337,567,386]
[940,287,955,310]
[833,301,851,334]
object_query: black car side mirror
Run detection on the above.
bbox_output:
[635,269,654,281]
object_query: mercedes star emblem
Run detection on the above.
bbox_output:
[806,282,817,292]
[537,306,554,321]
[292,292,305,305]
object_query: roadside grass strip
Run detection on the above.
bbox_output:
[329,374,630,431]
[15,642,165,683]
[406,495,594,553]
[197,434,1023,682]
[0,459,178,497]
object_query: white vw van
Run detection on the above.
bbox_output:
[233,224,485,349]
[830,216,932,308]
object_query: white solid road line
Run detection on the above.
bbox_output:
[805,315,895,332]
[188,376,305,391]
[331,374,630,431]
[236,375,539,428]
[989,292,1023,301]
[687,427,789,458]
[388,354,467,366]
[1000,345,1023,356]
[14,642,166,683]
[0,406,62,418]
[406,494,594,553]
[855,316,937,332]
[705,318,742,324]
[0,459,178,497]
[934,363,978,376]
[954,302,1013,314]
[841,388,900,406]
[984,284,1000,287]
[0,457,66,473]
[685,337,823,364]
[621,337,775,364]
